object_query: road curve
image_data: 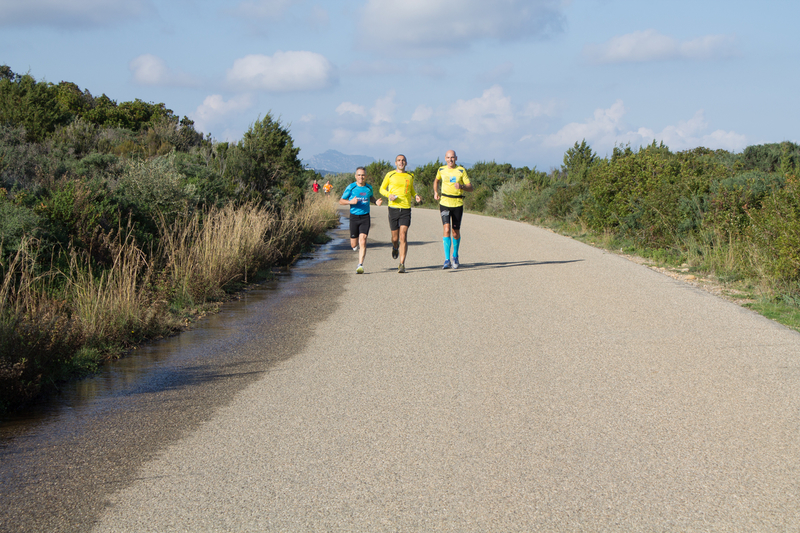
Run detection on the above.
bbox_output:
[80,206,800,531]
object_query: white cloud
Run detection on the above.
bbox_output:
[523,99,560,118]
[190,94,254,136]
[0,0,154,28]
[336,102,367,116]
[584,29,738,64]
[544,100,747,152]
[636,110,747,152]
[329,91,406,149]
[448,85,514,134]
[370,91,397,125]
[129,54,198,87]
[545,99,626,147]
[410,105,433,122]
[326,86,555,164]
[226,51,336,92]
[359,0,565,56]
[679,34,738,60]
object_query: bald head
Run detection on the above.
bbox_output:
[445,150,457,168]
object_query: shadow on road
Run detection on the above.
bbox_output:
[379,259,584,273]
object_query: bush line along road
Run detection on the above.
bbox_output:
[3,207,798,531]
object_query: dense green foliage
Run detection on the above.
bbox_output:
[458,140,800,299]
[0,66,318,267]
[0,66,331,411]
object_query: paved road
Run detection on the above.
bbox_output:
[6,206,800,531]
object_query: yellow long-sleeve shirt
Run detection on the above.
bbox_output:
[379,170,417,209]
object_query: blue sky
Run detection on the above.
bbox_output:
[2,0,798,169]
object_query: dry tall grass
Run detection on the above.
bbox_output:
[68,230,159,343]
[160,204,279,303]
[159,195,339,305]
[264,193,339,263]
[1,195,339,410]
[0,236,40,318]
[1,238,83,407]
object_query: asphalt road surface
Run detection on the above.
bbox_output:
[4,206,800,531]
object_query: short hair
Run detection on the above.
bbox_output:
[395,154,406,161]
[355,166,366,172]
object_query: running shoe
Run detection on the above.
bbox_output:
[392,246,399,259]
[452,256,459,269]
[356,264,364,274]
[443,260,451,269]
[398,263,405,273]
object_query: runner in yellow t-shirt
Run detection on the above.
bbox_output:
[433,150,473,269]
[379,154,421,273]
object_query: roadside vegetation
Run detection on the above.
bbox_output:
[0,67,337,411]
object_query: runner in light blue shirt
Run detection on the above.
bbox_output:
[339,167,383,274]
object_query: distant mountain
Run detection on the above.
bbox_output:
[303,149,376,175]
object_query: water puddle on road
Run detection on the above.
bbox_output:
[0,225,347,445]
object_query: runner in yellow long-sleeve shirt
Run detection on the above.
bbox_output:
[379,154,421,273]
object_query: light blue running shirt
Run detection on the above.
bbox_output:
[341,182,374,216]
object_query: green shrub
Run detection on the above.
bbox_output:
[70,152,124,180]
[464,184,492,212]
[547,183,584,219]
[114,153,196,237]
[582,145,724,247]
[0,198,40,256]
[43,176,117,255]
[486,179,536,220]
[704,170,783,238]
[0,124,66,191]
[748,178,800,285]
[741,142,800,173]
[51,117,99,157]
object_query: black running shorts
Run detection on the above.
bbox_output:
[388,207,411,231]
[439,204,464,230]
[349,213,371,238]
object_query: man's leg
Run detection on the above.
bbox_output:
[351,237,358,251]
[450,207,464,266]
[442,223,452,261]
[391,228,400,257]
[358,233,368,265]
[398,225,409,264]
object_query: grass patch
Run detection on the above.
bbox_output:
[745,299,800,332]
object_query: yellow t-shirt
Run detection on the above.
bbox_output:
[436,165,470,208]
[379,170,417,209]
